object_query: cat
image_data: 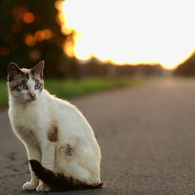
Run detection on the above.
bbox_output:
[7,61,103,191]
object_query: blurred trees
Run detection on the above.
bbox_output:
[0,0,163,79]
[0,0,72,78]
[80,57,163,78]
[174,51,195,77]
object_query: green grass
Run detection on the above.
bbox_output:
[44,77,148,99]
[0,76,153,109]
[0,80,8,109]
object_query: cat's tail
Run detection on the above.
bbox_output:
[29,160,103,191]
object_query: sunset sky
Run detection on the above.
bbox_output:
[58,0,195,69]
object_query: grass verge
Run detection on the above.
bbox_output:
[0,76,154,109]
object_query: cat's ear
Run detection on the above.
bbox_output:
[7,63,24,81]
[31,60,44,78]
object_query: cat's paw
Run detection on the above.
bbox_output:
[36,183,51,192]
[23,182,37,191]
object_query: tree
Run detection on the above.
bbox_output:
[174,51,195,77]
[0,0,71,78]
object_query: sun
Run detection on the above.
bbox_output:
[57,0,195,69]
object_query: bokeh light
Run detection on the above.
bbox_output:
[23,12,35,23]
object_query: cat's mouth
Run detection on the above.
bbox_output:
[26,98,37,103]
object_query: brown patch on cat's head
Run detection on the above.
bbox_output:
[7,63,31,91]
[7,63,24,82]
[47,123,58,142]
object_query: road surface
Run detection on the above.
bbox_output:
[0,78,195,195]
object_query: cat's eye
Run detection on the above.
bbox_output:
[19,84,27,90]
[35,83,41,89]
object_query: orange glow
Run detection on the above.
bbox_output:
[24,29,53,47]
[58,0,195,69]
[61,25,73,35]
[42,29,53,40]
[56,12,65,25]
[23,12,35,23]
[63,35,75,57]
[55,0,64,10]
[24,34,35,46]
[34,31,45,42]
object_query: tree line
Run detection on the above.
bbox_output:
[173,51,195,77]
[79,57,163,78]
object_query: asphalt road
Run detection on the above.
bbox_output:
[0,78,195,195]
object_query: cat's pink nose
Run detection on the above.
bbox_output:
[30,93,36,99]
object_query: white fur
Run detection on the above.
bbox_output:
[8,77,101,191]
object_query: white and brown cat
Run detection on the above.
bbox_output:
[7,61,103,191]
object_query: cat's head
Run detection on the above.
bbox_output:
[7,61,44,104]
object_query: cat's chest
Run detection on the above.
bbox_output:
[10,105,50,148]
[11,105,44,130]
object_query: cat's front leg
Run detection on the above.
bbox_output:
[36,142,56,192]
[23,145,41,191]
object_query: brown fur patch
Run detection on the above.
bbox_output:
[8,72,29,91]
[47,124,58,142]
